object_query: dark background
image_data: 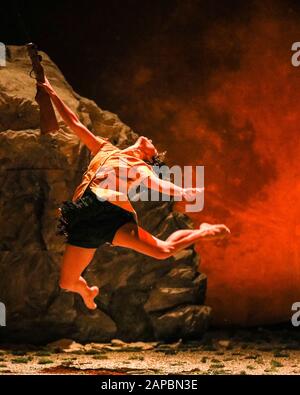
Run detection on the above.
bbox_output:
[2,0,299,143]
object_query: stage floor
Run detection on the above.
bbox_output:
[0,327,299,375]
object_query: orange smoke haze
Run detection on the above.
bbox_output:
[190,9,300,325]
[102,1,300,325]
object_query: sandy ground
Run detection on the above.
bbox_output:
[1,328,300,375]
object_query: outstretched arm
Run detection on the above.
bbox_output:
[37,78,102,155]
[141,172,203,201]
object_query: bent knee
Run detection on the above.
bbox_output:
[152,243,175,260]
[59,276,74,290]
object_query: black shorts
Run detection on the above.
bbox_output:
[56,187,137,248]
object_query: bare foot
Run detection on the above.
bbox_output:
[199,223,230,240]
[82,286,99,310]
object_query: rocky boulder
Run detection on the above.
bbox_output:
[0,46,211,343]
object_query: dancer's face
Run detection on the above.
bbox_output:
[135,136,158,161]
[123,136,158,162]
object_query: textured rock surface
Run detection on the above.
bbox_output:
[0,46,211,343]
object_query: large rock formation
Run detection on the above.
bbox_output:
[0,46,211,343]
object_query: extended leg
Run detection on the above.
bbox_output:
[165,222,230,248]
[59,244,99,309]
[112,222,230,259]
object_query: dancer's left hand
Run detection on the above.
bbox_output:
[183,187,204,202]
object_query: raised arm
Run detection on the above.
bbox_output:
[37,78,102,155]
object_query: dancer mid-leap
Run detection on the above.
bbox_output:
[38,78,230,310]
